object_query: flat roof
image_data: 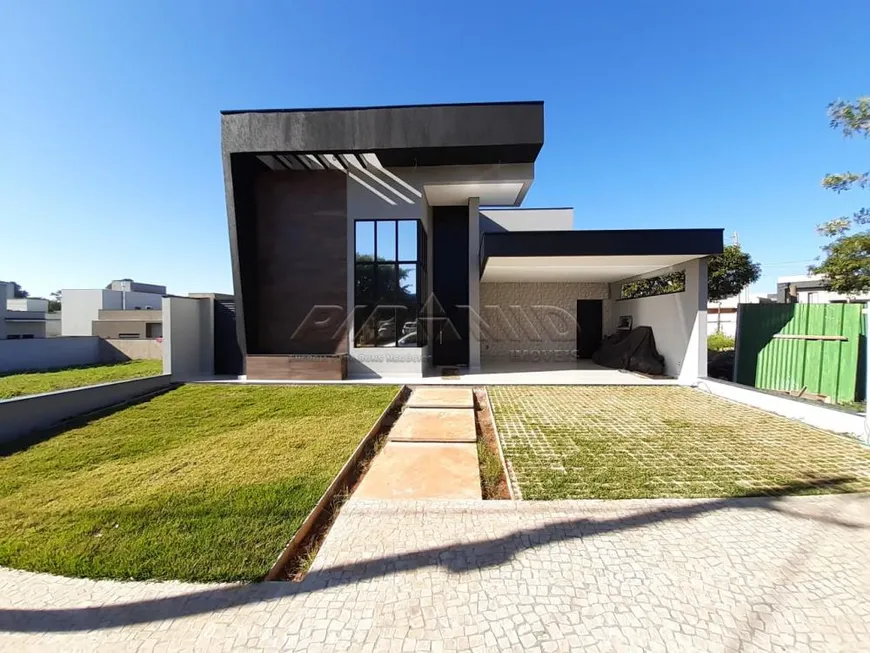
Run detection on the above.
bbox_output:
[221,100,543,115]
[221,101,545,167]
[480,229,724,281]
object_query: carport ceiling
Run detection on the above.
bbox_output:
[481,254,701,282]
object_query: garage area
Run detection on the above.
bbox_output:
[477,229,719,384]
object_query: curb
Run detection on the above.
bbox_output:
[264,384,408,581]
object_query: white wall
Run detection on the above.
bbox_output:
[7,298,49,312]
[479,282,611,362]
[162,296,213,380]
[0,337,102,373]
[696,378,863,438]
[115,290,163,310]
[61,289,105,336]
[708,311,737,338]
[479,208,573,233]
[610,258,707,383]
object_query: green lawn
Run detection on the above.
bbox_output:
[0,384,398,581]
[0,360,164,399]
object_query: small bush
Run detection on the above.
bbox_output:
[707,332,735,351]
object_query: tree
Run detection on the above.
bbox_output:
[621,271,685,300]
[48,290,62,313]
[707,245,761,302]
[809,97,870,295]
[8,282,28,298]
[621,245,760,302]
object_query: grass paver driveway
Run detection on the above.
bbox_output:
[489,386,870,500]
[0,359,163,399]
[0,384,398,582]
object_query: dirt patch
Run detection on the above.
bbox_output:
[273,386,411,581]
[473,388,511,500]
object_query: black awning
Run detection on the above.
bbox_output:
[480,229,724,275]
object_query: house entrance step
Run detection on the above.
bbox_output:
[355,442,481,500]
[388,407,476,443]
[406,387,474,409]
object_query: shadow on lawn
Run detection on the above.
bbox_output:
[0,476,866,633]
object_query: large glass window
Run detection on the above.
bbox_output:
[354,219,427,347]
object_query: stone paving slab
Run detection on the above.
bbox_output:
[354,442,482,499]
[388,407,476,443]
[406,387,475,409]
[1,493,868,651]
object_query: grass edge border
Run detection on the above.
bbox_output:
[263,384,408,581]
[482,387,516,500]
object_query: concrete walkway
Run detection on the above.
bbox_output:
[355,388,482,500]
[1,494,868,651]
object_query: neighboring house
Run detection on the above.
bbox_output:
[708,290,772,338]
[776,274,870,304]
[3,296,59,339]
[221,101,722,382]
[91,309,162,339]
[61,280,166,336]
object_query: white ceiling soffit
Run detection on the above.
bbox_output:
[424,182,525,207]
[481,255,700,283]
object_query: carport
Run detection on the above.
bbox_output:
[475,228,723,385]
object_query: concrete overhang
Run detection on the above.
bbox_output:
[480,229,724,282]
[221,101,544,166]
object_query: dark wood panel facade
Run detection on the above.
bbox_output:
[246,354,348,381]
[252,170,348,355]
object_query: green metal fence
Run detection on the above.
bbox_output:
[734,303,865,404]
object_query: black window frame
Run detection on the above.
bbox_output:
[354,218,427,348]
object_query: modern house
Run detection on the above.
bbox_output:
[91,309,162,339]
[61,280,166,336]
[776,274,869,304]
[221,101,722,383]
[708,290,773,338]
[2,289,60,339]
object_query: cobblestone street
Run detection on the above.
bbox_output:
[2,494,869,651]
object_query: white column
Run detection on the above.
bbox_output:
[679,257,708,385]
[468,198,481,372]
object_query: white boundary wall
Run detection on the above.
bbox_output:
[0,337,102,373]
[696,377,864,439]
[0,375,172,444]
[162,297,214,381]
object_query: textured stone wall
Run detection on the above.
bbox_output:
[478,282,611,361]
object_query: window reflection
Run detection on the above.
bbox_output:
[353,220,426,348]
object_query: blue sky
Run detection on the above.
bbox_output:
[1,1,867,299]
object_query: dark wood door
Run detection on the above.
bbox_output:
[576,299,603,359]
[432,206,469,366]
